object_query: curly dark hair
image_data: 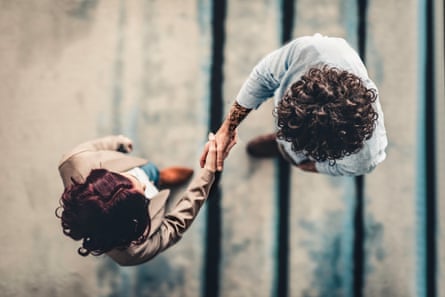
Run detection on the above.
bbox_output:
[275,65,378,163]
[55,169,150,256]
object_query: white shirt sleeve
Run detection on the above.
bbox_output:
[125,167,159,199]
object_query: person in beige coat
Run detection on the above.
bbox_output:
[56,133,231,266]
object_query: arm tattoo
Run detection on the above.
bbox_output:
[227,102,251,132]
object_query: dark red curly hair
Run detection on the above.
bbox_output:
[275,65,378,163]
[56,169,150,256]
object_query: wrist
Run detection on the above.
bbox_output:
[218,121,233,135]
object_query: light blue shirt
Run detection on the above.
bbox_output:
[236,34,388,176]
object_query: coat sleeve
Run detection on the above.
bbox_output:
[58,135,147,187]
[77,135,131,152]
[59,135,132,166]
[107,168,216,266]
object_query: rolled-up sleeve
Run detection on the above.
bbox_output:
[235,39,301,109]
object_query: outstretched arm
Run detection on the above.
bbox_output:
[81,135,134,153]
[225,101,252,132]
[108,133,222,266]
[59,135,134,166]
[200,101,251,171]
[199,39,303,170]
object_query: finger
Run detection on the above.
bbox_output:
[199,142,210,168]
[224,144,236,159]
[221,131,237,159]
[205,138,218,171]
[127,143,133,152]
[208,138,217,152]
[232,129,238,139]
[208,132,215,141]
[216,148,224,171]
[227,135,237,151]
[213,133,225,171]
[223,142,236,160]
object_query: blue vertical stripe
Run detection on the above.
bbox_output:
[416,0,427,296]
[273,2,295,297]
[202,1,226,296]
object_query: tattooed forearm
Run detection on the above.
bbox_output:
[226,102,252,132]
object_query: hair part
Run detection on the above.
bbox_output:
[56,169,150,256]
[275,65,378,162]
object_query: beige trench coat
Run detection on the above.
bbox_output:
[58,135,215,266]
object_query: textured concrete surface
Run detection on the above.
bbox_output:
[0,1,210,296]
[289,1,357,296]
[364,0,419,296]
[218,1,278,297]
[0,1,442,297]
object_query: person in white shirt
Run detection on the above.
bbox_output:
[200,34,387,176]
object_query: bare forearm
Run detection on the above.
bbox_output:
[201,101,250,170]
[220,101,252,133]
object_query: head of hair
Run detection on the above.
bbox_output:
[275,65,378,163]
[56,169,150,256]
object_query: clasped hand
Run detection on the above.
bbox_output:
[200,130,238,171]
